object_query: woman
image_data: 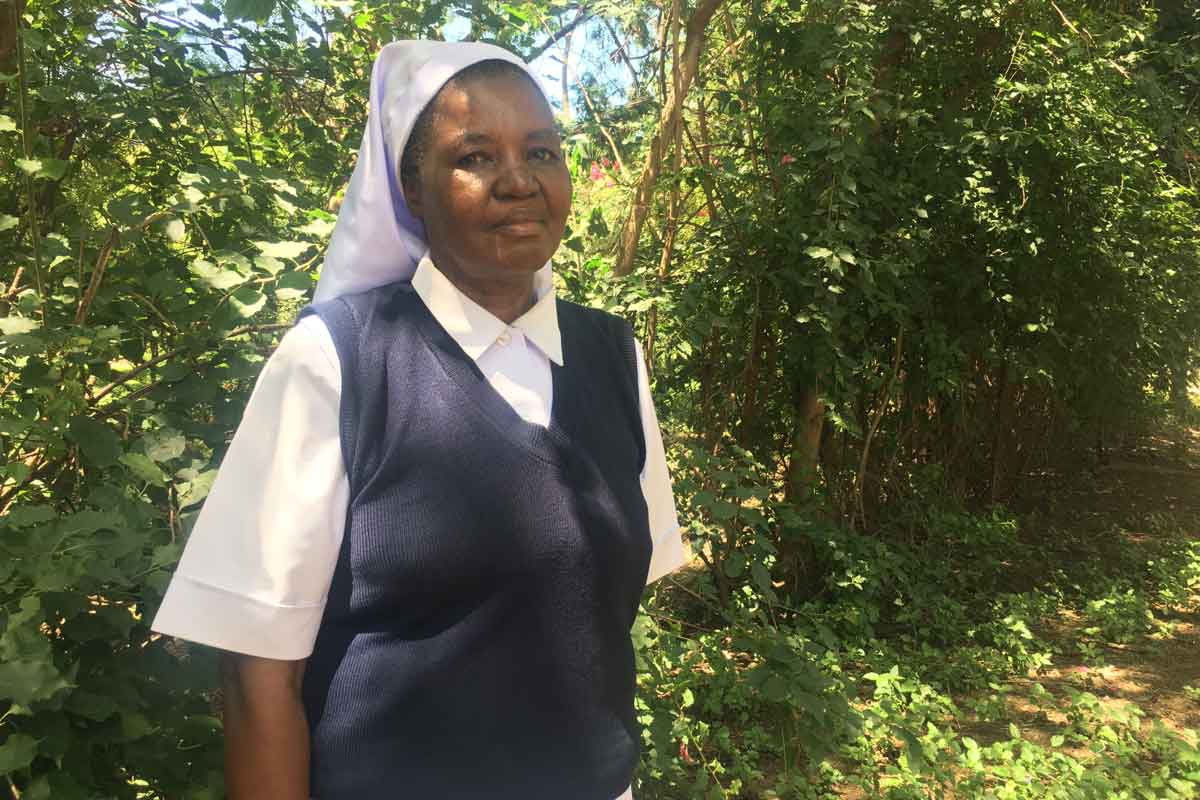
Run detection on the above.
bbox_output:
[152,41,687,799]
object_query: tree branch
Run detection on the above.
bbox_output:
[526,9,591,62]
[613,0,725,276]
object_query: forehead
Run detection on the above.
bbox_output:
[427,72,555,139]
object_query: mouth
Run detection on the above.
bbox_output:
[492,217,546,237]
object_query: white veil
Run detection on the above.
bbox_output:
[313,40,554,303]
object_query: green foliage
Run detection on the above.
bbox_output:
[3,0,1199,796]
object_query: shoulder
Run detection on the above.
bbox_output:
[304,281,418,328]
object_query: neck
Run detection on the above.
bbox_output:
[429,251,537,324]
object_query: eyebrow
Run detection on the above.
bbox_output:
[452,128,560,148]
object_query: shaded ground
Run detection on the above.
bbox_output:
[973,422,1200,748]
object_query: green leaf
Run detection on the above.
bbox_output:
[3,505,54,528]
[120,453,166,485]
[15,158,67,180]
[0,315,39,335]
[274,271,312,301]
[762,673,789,701]
[254,240,310,260]
[225,0,276,21]
[162,217,186,242]
[189,259,244,291]
[68,416,122,467]
[710,500,738,520]
[0,733,38,774]
[805,246,833,260]
[37,158,67,180]
[33,85,66,103]
[836,250,857,265]
[0,114,15,133]
[230,287,267,318]
[0,659,72,706]
[57,510,123,540]
[144,429,186,462]
[0,214,19,231]
[297,217,335,238]
[119,711,156,741]
[177,469,217,508]
[65,691,119,721]
[254,255,285,275]
[751,561,775,596]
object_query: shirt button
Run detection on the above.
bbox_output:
[497,330,512,346]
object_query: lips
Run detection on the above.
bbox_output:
[493,214,546,237]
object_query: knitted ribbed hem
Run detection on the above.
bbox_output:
[151,573,323,660]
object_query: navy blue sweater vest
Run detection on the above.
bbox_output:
[299,283,652,799]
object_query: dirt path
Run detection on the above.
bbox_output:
[997,424,1200,746]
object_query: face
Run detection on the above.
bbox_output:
[404,71,572,286]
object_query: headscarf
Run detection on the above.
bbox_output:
[314,41,555,304]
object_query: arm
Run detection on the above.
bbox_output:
[220,653,310,800]
[634,340,689,584]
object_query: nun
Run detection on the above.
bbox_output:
[152,40,688,799]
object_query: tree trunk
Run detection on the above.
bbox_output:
[559,29,573,120]
[613,0,725,276]
[787,381,825,502]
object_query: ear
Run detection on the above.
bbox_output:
[402,178,424,221]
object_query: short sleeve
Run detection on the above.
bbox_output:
[635,341,689,584]
[151,316,348,660]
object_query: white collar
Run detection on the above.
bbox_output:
[411,253,564,366]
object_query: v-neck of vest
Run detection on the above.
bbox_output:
[404,287,575,468]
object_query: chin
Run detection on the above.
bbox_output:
[490,241,558,275]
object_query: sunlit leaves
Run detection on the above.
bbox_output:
[229,286,268,317]
[175,468,217,508]
[120,453,166,486]
[143,429,186,462]
[162,217,186,242]
[14,157,68,180]
[188,258,244,291]
[0,315,39,335]
[254,239,312,260]
[274,270,313,300]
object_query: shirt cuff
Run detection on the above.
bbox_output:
[151,573,325,660]
[646,526,689,585]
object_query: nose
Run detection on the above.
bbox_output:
[495,157,537,198]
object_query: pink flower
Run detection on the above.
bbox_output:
[781,154,796,165]
[589,163,603,181]
[601,157,612,168]
[605,178,613,187]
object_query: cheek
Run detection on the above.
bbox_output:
[436,175,489,227]
[546,167,573,222]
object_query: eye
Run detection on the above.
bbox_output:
[458,152,490,168]
[530,147,559,162]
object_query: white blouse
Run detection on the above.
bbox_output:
[152,257,688,800]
